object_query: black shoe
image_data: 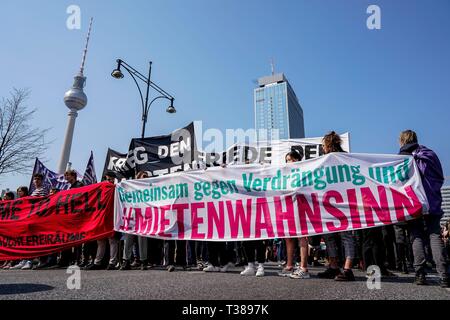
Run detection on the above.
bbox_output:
[381,269,396,277]
[32,262,49,270]
[47,262,69,269]
[167,265,175,272]
[440,276,450,288]
[312,260,324,267]
[318,267,341,279]
[414,273,427,285]
[85,263,104,270]
[335,269,355,281]
[401,263,409,274]
[120,260,131,271]
[196,261,205,270]
[107,263,117,270]
[141,260,149,271]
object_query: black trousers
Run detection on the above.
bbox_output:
[166,240,187,266]
[74,241,97,263]
[148,239,164,265]
[195,241,208,262]
[207,242,234,267]
[382,225,397,269]
[234,241,247,264]
[362,227,386,271]
[242,240,266,264]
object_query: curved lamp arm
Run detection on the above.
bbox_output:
[119,63,146,116]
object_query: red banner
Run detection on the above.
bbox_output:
[0,182,115,260]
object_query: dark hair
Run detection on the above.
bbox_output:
[322,131,344,154]
[33,173,44,179]
[136,171,149,179]
[285,150,302,162]
[104,170,117,179]
[17,186,29,196]
[64,170,77,177]
[4,191,15,200]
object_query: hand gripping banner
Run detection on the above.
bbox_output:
[0,182,115,260]
[115,153,429,241]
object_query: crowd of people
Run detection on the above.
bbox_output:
[0,130,449,288]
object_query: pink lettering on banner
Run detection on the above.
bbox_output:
[207,202,225,239]
[150,207,159,236]
[255,198,275,238]
[274,196,296,237]
[323,190,348,232]
[191,202,205,239]
[142,207,154,235]
[117,207,127,231]
[297,193,323,236]
[120,207,134,231]
[172,203,188,239]
[157,205,172,238]
[134,208,143,233]
[391,186,423,221]
[226,199,252,239]
[361,186,391,227]
[347,189,362,229]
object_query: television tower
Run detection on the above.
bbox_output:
[57,18,93,174]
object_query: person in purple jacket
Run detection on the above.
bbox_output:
[399,130,449,287]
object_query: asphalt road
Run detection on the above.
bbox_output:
[1,263,449,300]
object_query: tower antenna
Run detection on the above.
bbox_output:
[270,57,275,76]
[80,17,93,75]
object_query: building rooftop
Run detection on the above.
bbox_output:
[258,73,287,87]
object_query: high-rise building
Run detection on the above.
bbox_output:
[254,73,304,141]
[441,185,450,225]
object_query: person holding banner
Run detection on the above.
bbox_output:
[0,191,16,269]
[120,171,151,271]
[240,240,267,277]
[47,170,85,269]
[398,130,449,288]
[2,192,14,201]
[6,187,29,270]
[277,151,311,279]
[86,171,120,271]
[317,132,356,281]
[203,165,236,274]
[12,175,50,270]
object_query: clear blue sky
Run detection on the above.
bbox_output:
[1,0,449,190]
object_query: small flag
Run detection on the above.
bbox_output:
[82,151,97,186]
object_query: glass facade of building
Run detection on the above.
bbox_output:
[254,74,304,141]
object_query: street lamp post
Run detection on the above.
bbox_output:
[111,59,176,138]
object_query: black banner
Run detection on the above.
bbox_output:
[102,148,134,181]
[129,122,198,176]
[103,123,199,179]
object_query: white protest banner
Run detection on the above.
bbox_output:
[114,153,428,241]
[196,133,350,167]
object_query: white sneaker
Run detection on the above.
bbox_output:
[240,265,256,276]
[256,265,265,277]
[11,260,26,270]
[278,267,294,277]
[220,262,234,273]
[290,268,311,279]
[21,261,33,270]
[203,265,220,272]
